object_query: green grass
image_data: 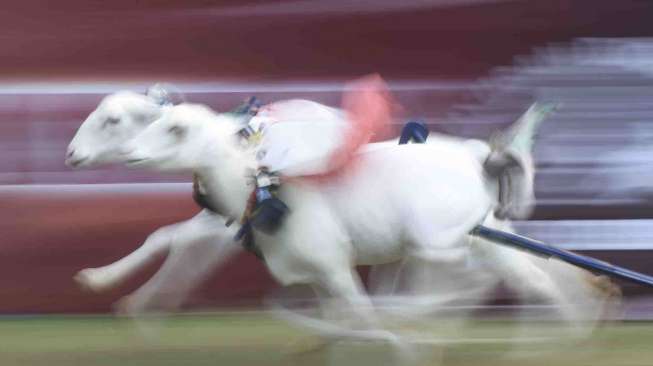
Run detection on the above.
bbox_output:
[0,313,652,366]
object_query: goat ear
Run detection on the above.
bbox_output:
[146,83,186,106]
[146,84,173,106]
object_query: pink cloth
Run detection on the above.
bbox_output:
[293,74,397,183]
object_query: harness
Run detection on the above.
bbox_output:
[232,98,290,259]
[192,96,284,260]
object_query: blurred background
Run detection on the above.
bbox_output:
[4,1,653,364]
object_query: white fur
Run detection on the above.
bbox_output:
[122,104,604,338]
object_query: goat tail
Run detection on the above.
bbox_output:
[483,102,558,219]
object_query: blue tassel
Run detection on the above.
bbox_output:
[399,121,429,144]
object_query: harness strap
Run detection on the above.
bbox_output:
[190,96,266,259]
[234,190,263,259]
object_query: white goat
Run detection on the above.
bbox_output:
[119,100,609,341]
[65,90,500,314]
[67,90,619,333]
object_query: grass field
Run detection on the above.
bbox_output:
[1,313,652,366]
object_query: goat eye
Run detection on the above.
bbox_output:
[103,117,120,128]
[168,125,186,138]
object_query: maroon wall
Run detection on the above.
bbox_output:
[0,1,651,81]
